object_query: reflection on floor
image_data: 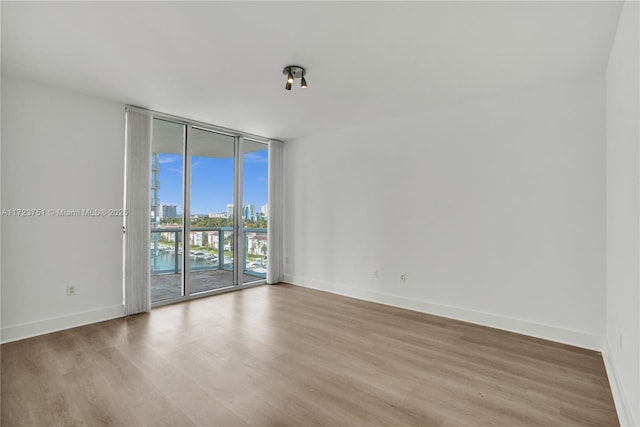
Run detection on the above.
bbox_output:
[151,270,264,302]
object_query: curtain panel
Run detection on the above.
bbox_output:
[123,106,152,315]
[267,140,284,284]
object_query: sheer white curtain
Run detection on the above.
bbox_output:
[267,140,284,284]
[123,106,152,315]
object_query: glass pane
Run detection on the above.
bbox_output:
[151,118,185,303]
[189,128,235,294]
[242,140,268,284]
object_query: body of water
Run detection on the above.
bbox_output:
[151,251,228,273]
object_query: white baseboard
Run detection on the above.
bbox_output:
[1,304,125,344]
[602,340,638,427]
[283,274,603,351]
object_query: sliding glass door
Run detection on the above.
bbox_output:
[187,128,235,294]
[241,140,269,284]
[150,119,185,303]
[149,117,268,305]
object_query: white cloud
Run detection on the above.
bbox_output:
[243,152,268,163]
[159,154,182,164]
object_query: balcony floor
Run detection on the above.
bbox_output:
[151,269,264,303]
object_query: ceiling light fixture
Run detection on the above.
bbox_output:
[283,65,307,91]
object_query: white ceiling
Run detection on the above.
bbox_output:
[1,1,623,141]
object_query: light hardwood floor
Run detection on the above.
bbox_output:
[1,284,618,426]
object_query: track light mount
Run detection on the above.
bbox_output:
[283,65,307,90]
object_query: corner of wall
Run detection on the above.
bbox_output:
[603,339,638,427]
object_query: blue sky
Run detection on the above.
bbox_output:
[157,149,268,215]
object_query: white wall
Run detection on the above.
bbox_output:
[604,1,640,426]
[284,75,605,350]
[1,75,125,342]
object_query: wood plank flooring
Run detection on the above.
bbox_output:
[1,284,619,426]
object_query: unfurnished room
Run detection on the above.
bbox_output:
[1,1,639,426]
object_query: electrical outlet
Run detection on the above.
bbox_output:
[400,273,407,282]
[373,270,379,279]
[66,285,76,296]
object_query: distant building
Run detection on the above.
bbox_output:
[247,233,268,256]
[159,204,177,219]
[161,231,176,242]
[190,232,203,247]
[261,204,268,218]
[208,212,226,218]
[226,203,261,221]
[243,204,255,221]
[206,231,220,248]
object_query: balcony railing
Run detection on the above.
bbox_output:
[150,226,267,279]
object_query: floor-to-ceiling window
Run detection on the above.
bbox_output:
[150,118,185,302]
[241,140,269,285]
[149,114,270,305]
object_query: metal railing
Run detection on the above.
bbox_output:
[150,227,267,279]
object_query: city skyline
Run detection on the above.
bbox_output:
[155,148,268,216]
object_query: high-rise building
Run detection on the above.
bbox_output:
[261,204,268,217]
[226,203,260,221]
[243,204,255,221]
[159,204,177,219]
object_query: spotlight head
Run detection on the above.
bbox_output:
[282,65,307,91]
